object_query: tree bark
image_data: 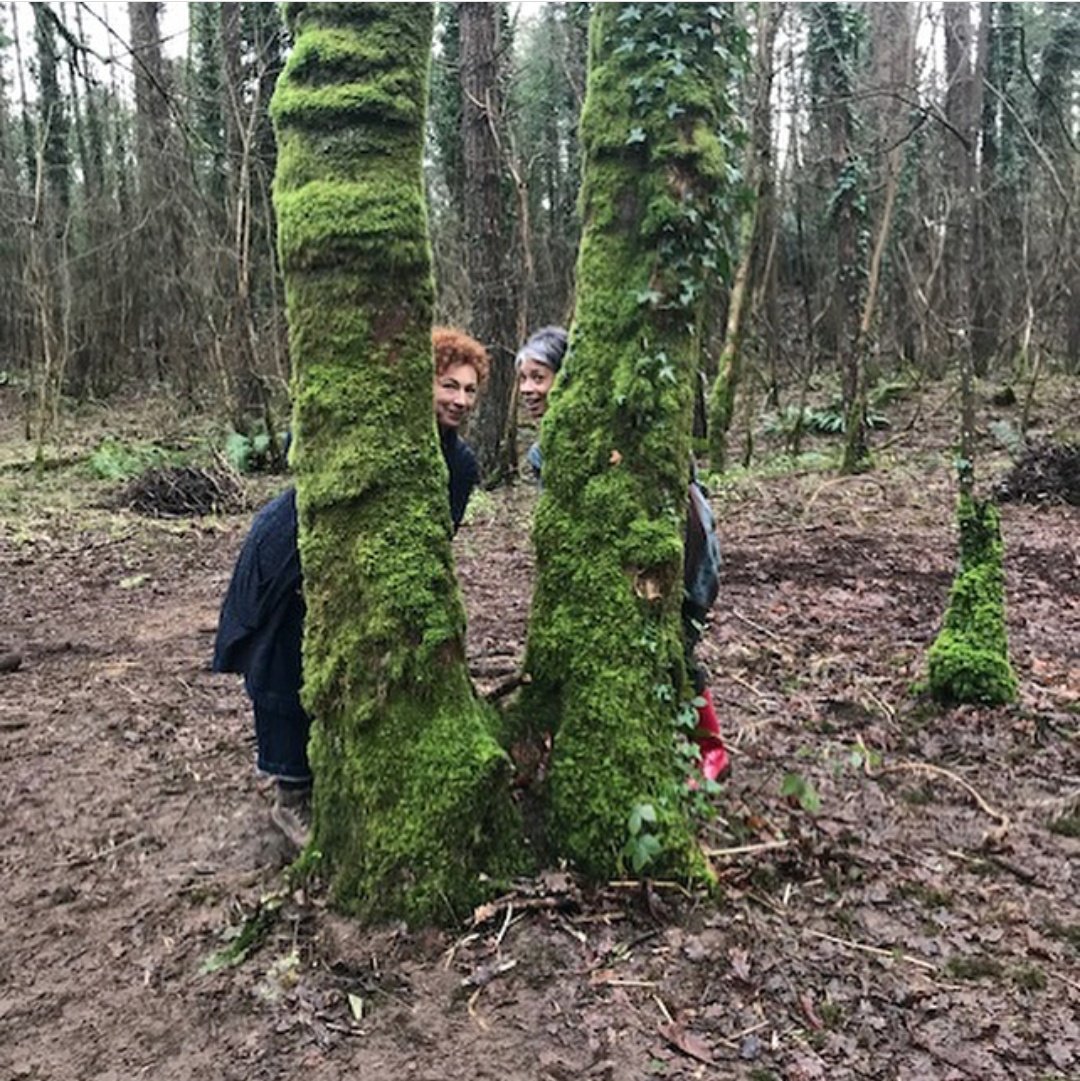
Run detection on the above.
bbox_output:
[271,1,516,924]
[708,0,780,469]
[129,0,185,384]
[459,2,517,482]
[944,0,979,493]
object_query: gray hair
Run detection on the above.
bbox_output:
[514,325,569,373]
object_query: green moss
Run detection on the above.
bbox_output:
[945,954,1004,980]
[272,3,518,924]
[1044,920,1080,952]
[1010,964,1047,991]
[1049,814,1080,838]
[897,880,953,908]
[927,496,1017,705]
[707,362,736,466]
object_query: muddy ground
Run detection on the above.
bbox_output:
[1,385,1078,1081]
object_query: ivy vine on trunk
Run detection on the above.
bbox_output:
[514,3,743,882]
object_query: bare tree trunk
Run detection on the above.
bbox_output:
[708,1,781,469]
[858,4,915,371]
[220,1,264,425]
[129,1,186,387]
[944,1,980,494]
[460,2,517,483]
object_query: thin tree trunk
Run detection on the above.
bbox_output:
[944,1,980,494]
[460,2,517,483]
[708,1,780,469]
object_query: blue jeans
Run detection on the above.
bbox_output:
[246,680,312,784]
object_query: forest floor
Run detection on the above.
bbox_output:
[1,379,1078,1081]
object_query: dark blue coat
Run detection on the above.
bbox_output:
[212,429,479,699]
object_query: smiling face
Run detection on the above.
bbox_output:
[518,358,556,421]
[434,361,480,430]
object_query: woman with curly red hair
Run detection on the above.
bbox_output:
[213,327,490,847]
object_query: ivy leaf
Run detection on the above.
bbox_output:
[626,127,647,146]
[630,834,662,872]
[780,772,821,814]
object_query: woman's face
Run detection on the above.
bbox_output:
[434,361,480,430]
[518,358,555,421]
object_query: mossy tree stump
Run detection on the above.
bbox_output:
[516,4,742,881]
[928,496,1017,705]
[271,2,517,924]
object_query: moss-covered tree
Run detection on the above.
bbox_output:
[514,3,742,881]
[927,495,1017,706]
[925,2,1015,709]
[271,2,517,924]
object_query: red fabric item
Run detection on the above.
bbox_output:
[693,688,730,782]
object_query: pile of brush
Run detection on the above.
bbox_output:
[119,459,247,517]
[995,441,1080,506]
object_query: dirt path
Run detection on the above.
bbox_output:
[1,401,1078,1080]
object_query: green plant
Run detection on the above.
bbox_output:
[1010,964,1047,991]
[1041,918,1080,951]
[988,418,1024,456]
[945,954,1003,980]
[86,439,170,481]
[1048,814,1080,838]
[780,771,821,814]
[200,892,284,974]
[224,427,287,475]
[623,802,662,873]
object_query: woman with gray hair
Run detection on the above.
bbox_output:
[513,325,730,782]
[515,325,569,476]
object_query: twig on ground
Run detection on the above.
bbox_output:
[872,760,1011,840]
[494,902,514,948]
[730,608,782,643]
[729,672,769,700]
[736,524,826,542]
[1048,970,1080,994]
[466,987,489,1030]
[606,879,694,895]
[701,839,792,859]
[482,673,524,702]
[804,927,938,971]
[62,831,152,869]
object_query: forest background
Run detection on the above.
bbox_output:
[0,1,1077,473]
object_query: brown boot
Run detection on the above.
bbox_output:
[269,782,311,850]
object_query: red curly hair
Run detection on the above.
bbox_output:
[433,326,490,386]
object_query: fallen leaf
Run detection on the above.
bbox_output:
[658,1021,713,1065]
[729,947,752,982]
[682,935,707,963]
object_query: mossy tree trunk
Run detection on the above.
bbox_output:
[515,4,742,881]
[271,2,516,925]
[927,496,1017,706]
